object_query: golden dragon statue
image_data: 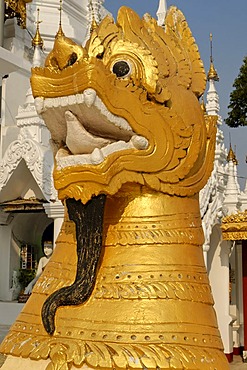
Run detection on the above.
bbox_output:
[0,6,229,370]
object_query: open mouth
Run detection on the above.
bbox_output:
[34,88,149,169]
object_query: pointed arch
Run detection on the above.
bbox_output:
[0,131,56,201]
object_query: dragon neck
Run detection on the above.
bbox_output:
[103,183,204,251]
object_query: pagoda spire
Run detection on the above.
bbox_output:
[227,143,238,165]
[32,8,44,68]
[223,143,240,214]
[84,0,101,43]
[207,33,219,82]
[89,0,98,34]
[56,0,65,38]
[206,33,221,120]
[156,0,167,27]
[32,8,43,49]
[21,9,44,109]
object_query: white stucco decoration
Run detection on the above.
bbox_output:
[156,0,167,26]
[0,129,56,201]
[200,76,227,252]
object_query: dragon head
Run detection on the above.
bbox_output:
[31,6,216,204]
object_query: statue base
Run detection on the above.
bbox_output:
[0,186,230,369]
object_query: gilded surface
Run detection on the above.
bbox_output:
[222,210,247,240]
[1,192,229,369]
[0,6,229,370]
[31,6,216,204]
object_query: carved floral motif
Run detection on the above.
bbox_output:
[222,210,247,240]
[1,330,225,370]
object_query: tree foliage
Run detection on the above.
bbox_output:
[225,56,247,127]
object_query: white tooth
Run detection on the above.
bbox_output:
[53,97,60,108]
[94,97,132,132]
[34,97,44,114]
[106,110,128,131]
[101,141,130,158]
[56,147,71,158]
[131,135,149,150]
[57,153,92,169]
[60,96,68,107]
[68,95,76,106]
[84,88,96,107]
[90,148,104,165]
[44,98,53,109]
[76,93,84,104]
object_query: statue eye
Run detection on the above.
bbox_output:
[112,61,131,78]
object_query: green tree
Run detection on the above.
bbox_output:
[225,56,247,127]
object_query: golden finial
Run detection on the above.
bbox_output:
[207,33,219,81]
[89,0,98,34]
[227,143,238,165]
[32,8,44,48]
[56,0,65,37]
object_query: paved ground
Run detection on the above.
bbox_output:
[231,356,247,369]
[0,326,246,368]
[0,326,9,368]
[0,327,9,346]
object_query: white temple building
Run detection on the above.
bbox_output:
[198,34,247,362]
[0,0,246,364]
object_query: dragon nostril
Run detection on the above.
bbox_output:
[67,52,78,67]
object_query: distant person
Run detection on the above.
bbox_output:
[24,241,53,294]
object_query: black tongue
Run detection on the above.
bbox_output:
[42,194,106,335]
[66,195,106,282]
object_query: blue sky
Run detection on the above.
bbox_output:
[104,0,247,188]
